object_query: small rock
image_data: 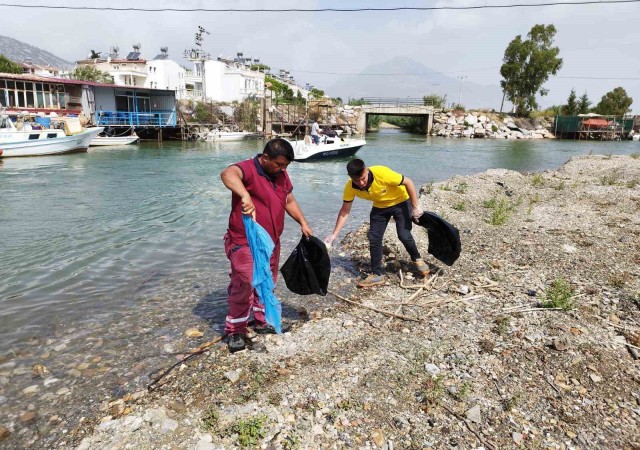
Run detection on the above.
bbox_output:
[19,411,37,424]
[342,320,354,328]
[513,432,524,445]
[185,328,204,338]
[553,337,570,351]
[163,344,174,353]
[31,364,49,378]
[372,429,385,447]
[195,442,216,450]
[67,369,82,378]
[160,418,178,433]
[0,426,10,439]
[566,430,577,439]
[562,244,577,254]
[22,385,40,395]
[312,424,324,435]
[466,405,481,424]
[108,399,125,416]
[456,284,470,295]
[53,343,67,352]
[224,369,242,383]
[424,363,440,376]
[589,373,602,383]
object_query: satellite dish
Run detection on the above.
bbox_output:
[133,43,141,51]
[160,46,168,53]
[113,45,119,53]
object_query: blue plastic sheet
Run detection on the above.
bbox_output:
[242,215,282,333]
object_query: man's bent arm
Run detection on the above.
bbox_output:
[220,165,255,216]
[285,192,313,237]
[400,176,423,217]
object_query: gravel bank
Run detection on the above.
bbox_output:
[10,154,638,450]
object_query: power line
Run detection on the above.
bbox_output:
[287,68,640,81]
[0,0,638,12]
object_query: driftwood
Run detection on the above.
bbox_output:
[399,269,440,289]
[147,335,224,391]
[328,290,419,322]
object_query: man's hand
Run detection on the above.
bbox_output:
[301,224,313,238]
[323,233,336,249]
[241,195,255,217]
[412,205,424,220]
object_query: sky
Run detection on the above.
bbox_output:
[1,0,639,112]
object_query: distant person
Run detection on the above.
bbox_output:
[220,138,313,352]
[324,159,428,287]
[310,119,321,145]
[321,125,337,138]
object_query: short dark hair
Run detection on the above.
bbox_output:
[346,158,366,177]
[263,138,294,161]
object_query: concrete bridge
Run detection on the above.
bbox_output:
[356,98,435,135]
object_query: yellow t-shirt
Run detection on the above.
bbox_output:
[342,165,409,208]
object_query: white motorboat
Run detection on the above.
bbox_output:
[205,130,251,141]
[90,132,140,146]
[0,115,103,158]
[288,135,366,161]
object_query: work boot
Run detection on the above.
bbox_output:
[228,333,246,353]
[356,274,385,288]
[414,258,430,276]
[253,323,292,334]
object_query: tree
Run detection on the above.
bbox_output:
[562,88,578,115]
[309,88,325,99]
[593,87,633,116]
[424,93,447,109]
[500,24,563,116]
[577,92,591,114]
[70,65,114,83]
[0,54,22,74]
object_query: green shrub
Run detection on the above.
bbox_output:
[482,197,498,209]
[229,415,267,447]
[488,198,513,225]
[542,278,575,310]
[531,174,545,187]
[452,201,466,211]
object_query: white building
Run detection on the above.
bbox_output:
[144,48,186,100]
[184,51,265,103]
[76,46,148,87]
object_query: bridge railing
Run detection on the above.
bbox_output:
[353,97,434,107]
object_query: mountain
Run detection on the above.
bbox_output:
[0,35,72,69]
[326,56,508,111]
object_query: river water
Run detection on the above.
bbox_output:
[0,130,637,445]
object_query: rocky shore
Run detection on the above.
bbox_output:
[4,155,639,450]
[430,111,555,139]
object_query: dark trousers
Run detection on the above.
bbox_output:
[369,200,421,275]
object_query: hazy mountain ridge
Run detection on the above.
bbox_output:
[328,56,508,111]
[0,35,72,69]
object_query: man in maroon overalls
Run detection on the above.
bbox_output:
[220,138,313,352]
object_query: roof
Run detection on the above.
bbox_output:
[582,118,610,127]
[0,72,172,93]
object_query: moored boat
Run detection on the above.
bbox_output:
[205,130,251,141]
[287,135,366,161]
[0,114,103,158]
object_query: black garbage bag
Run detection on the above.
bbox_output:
[415,212,461,266]
[280,235,331,296]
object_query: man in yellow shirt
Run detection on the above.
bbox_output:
[324,159,429,287]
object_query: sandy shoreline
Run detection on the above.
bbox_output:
[5,154,639,449]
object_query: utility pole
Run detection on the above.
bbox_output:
[457,75,467,106]
[184,26,210,102]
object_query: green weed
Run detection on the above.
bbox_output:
[493,316,510,335]
[482,197,497,209]
[554,180,566,190]
[488,198,514,225]
[503,392,524,411]
[531,174,545,187]
[455,181,469,194]
[202,406,220,432]
[229,415,267,448]
[452,201,466,211]
[542,278,575,310]
[626,179,638,189]
[440,183,452,191]
[630,153,639,159]
[419,375,444,408]
[601,172,621,186]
